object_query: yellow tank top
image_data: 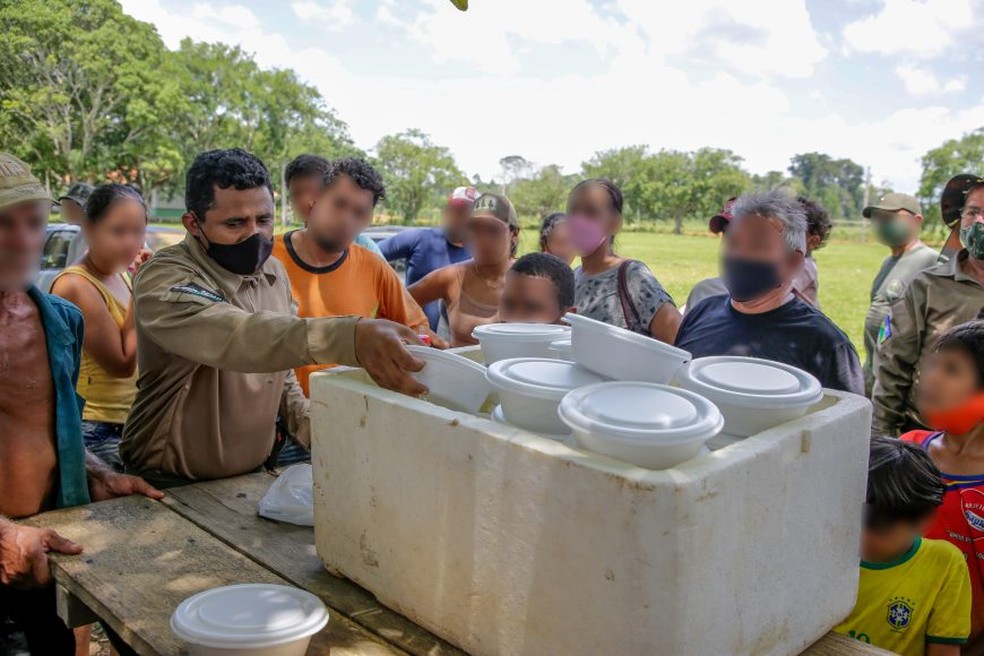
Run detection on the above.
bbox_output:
[54,266,138,424]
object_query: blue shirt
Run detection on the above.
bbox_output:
[379,227,470,329]
[27,286,90,508]
[675,295,865,395]
[354,233,384,258]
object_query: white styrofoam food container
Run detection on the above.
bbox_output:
[486,357,606,435]
[675,356,824,436]
[559,381,724,469]
[310,352,872,656]
[170,584,328,656]
[564,312,691,383]
[406,345,492,414]
[473,323,571,364]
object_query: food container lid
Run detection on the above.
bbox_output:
[548,338,572,357]
[473,323,571,342]
[406,345,487,375]
[487,358,606,400]
[171,584,328,649]
[679,356,823,408]
[559,382,723,443]
[563,312,691,359]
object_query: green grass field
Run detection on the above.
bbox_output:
[515,229,886,352]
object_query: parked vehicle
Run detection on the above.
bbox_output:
[36,223,185,292]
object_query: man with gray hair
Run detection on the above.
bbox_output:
[675,190,864,395]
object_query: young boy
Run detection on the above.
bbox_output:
[272,157,430,396]
[902,318,984,645]
[499,252,575,325]
[834,436,971,655]
[284,153,385,258]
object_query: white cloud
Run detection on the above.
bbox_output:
[119,0,983,194]
[190,3,260,31]
[843,0,975,59]
[895,64,968,96]
[291,1,355,31]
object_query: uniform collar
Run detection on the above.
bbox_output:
[27,285,75,347]
[928,249,984,286]
[183,233,279,289]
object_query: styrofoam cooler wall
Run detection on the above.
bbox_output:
[310,366,872,656]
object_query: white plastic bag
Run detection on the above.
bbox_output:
[257,464,314,526]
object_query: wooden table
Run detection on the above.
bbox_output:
[24,473,891,655]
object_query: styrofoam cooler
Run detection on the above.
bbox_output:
[310,354,871,656]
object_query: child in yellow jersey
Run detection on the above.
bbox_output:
[834,436,971,655]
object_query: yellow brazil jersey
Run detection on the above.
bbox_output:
[834,537,971,656]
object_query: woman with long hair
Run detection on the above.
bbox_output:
[51,184,146,471]
[409,193,518,347]
[568,178,681,344]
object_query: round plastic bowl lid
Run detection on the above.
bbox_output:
[406,344,487,375]
[171,584,329,649]
[563,312,691,359]
[682,356,823,408]
[487,358,606,399]
[559,382,723,442]
[473,323,570,341]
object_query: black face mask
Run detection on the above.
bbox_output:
[199,226,273,276]
[723,256,783,302]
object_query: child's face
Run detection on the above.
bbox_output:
[861,519,927,563]
[307,175,374,252]
[500,272,565,324]
[918,348,980,417]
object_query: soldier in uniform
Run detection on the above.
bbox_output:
[872,175,984,436]
[120,149,426,487]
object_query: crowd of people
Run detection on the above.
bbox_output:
[1,142,984,655]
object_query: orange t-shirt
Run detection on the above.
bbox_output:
[273,232,428,395]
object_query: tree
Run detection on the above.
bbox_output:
[374,129,466,222]
[919,128,984,224]
[787,152,865,222]
[498,155,533,193]
[509,164,576,220]
[581,146,651,220]
[0,0,174,183]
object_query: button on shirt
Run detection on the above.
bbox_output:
[121,235,359,481]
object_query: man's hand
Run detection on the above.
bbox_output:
[354,319,428,396]
[85,451,163,503]
[88,470,164,503]
[0,521,82,588]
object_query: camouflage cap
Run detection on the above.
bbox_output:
[58,181,95,208]
[862,192,921,218]
[0,152,50,212]
[470,193,519,228]
[941,174,984,228]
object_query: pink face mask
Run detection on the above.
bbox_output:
[567,214,608,257]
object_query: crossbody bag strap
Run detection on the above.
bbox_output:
[617,259,644,333]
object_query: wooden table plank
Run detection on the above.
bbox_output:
[801,632,895,655]
[164,473,466,656]
[23,496,408,656]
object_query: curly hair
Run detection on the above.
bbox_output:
[85,184,146,223]
[323,157,386,207]
[510,252,575,309]
[797,196,832,251]
[185,148,272,219]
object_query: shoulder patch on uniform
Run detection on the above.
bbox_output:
[169,282,224,303]
[877,314,893,344]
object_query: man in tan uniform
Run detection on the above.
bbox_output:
[872,174,984,436]
[121,148,426,485]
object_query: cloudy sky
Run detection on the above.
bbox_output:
[120,0,983,192]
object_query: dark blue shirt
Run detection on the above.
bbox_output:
[28,286,90,508]
[675,295,865,395]
[379,227,470,329]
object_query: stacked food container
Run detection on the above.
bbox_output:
[410,315,824,471]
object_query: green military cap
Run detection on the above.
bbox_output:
[0,152,51,212]
[862,192,921,218]
[470,193,519,228]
